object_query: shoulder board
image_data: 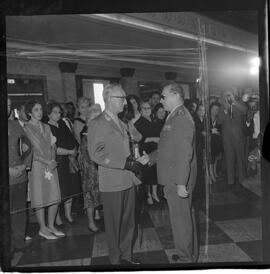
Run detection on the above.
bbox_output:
[176,106,186,116]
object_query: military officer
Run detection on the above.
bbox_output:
[87,83,149,265]
[149,83,198,263]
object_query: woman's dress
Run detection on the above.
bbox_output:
[134,116,160,186]
[210,118,222,162]
[25,122,61,208]
[49,119,81,201]
[78,125,100,209]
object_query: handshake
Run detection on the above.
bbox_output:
[124,152,149,175]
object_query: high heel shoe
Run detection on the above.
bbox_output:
[88,225,99,233]
[47,227,65,237]
[147,195,153,205]
[38,231,58,240]
[152,194,160,203]
[64,216,75,224]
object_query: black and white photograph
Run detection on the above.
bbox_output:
[0,0,269,271]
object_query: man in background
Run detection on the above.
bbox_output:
[217,88,247,188]
[16,103,28,127]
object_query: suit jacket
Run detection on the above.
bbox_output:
[217,102,247,142]
[8,120,32,185]
[87,111,141,192]
[149,105,197,190]
[262,121,270,162]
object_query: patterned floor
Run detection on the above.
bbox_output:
[11,171,262,269]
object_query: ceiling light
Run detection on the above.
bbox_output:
[249,66,259,75]
[250,57,260,67]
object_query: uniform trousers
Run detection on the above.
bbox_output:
[164,185,198,263]
[101,186,135,265]
[10,181,27,253]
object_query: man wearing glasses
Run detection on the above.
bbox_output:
[149,83,198,263]
[87,83,149,265]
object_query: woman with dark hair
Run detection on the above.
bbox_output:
[194,104,206,155]
[209,102,222,179]
[127,95,141,124]
[119,94,142,143]
[152,103,166,135]
[134,101,160,204]
[24,100,63,240]
[46,101,80,225]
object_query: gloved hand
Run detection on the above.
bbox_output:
[124,155,143,175]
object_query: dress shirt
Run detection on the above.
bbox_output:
[253,111,260,139]
[105,110,122,132]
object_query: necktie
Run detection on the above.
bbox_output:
[126,124,134,156]
[228,104,233,119]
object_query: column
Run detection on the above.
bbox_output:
[58,62,78,102]
[164,71,177,85]
[119,67,139,96]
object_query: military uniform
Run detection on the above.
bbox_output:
[149,104,198,263]
[87,111,141,265]
[8,120,32,253]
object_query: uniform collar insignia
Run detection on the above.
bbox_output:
[163,124,172,131]
[104,113,112,121]
[177,105,185,115]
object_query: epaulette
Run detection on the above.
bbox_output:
[170,105,186,120]
[176,106,186,116]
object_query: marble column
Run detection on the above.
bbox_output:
[58,62,78,102]
[119,68,139,96]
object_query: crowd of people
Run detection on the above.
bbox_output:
[8,82,261,265]
[185,89,261,198]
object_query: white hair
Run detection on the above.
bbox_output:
[103,83,123,103]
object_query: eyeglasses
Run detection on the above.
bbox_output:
[110,96,126,100]
[160,95,166,100]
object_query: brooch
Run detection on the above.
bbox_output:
[44,168,53,181]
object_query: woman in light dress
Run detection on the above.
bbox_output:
[24,100,64,240]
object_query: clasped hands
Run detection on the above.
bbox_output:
[124,151,149,174]
[47,159,57,172]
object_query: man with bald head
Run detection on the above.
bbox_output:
[148,83,198,263]
[88,83,149,265]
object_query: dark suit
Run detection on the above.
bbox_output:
[217,102,247,185]
[88,111,141,264]
[262,121,270,162]
[149,105,198,263]
[8,120,32,252]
